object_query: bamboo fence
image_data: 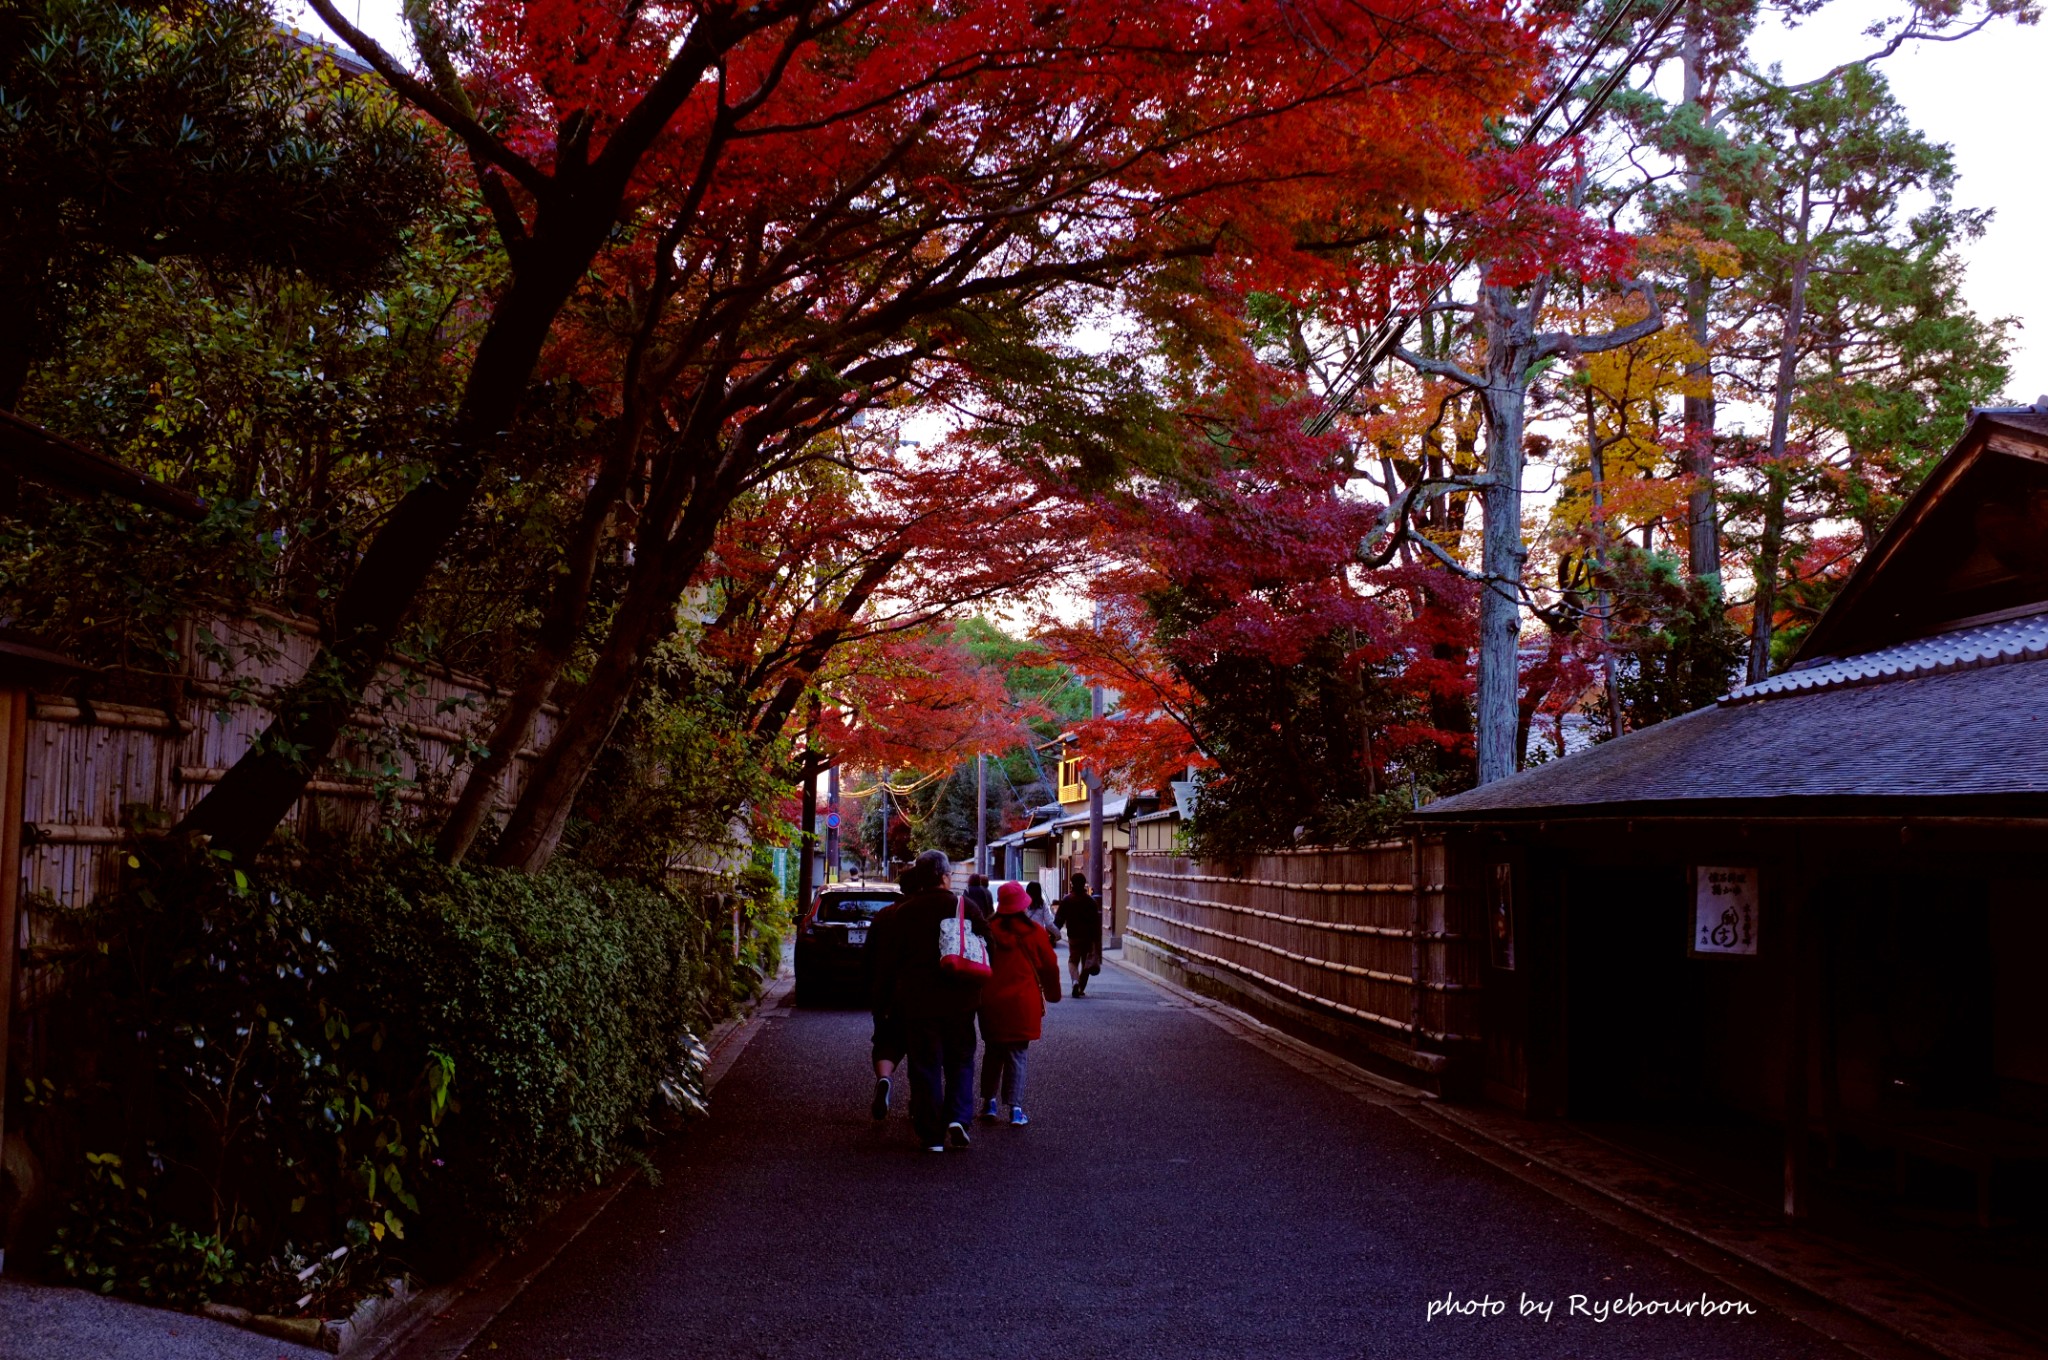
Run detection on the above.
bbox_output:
[10,607,559,1077]
[20,610,555,910]
[1126,840,1483,1045]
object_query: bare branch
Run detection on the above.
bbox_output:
[1389,344,1485,391]
[1534,278,1662,362]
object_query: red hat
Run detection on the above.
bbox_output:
[996,881,1030,915]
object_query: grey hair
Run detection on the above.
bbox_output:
[914,848,951,879]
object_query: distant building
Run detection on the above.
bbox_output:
[986,744,1178,940]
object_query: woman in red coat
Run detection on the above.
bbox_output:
[977,881,1061,1126]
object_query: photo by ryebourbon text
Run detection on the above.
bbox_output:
[1426,1292,1758,1324]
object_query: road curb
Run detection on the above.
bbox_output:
[1109,951,2039,1360]
[360,968,795,1360]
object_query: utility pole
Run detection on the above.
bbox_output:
[1087,675,1106,944]
[795,737,819,914]
[975,753,987,878]
[825,762,840,884]
[879,769,889,878]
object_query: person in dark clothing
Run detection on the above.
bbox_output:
[863,860,936,1119]
[1053,872,1103,997]
[963,873,995,918]
[1025,880,1058,942]
[867,848,990,1151]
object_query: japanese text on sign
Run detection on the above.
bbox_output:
[1692,866,1758,956]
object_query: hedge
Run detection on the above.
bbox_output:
[18,837,782,1313]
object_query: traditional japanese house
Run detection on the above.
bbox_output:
[1413,404,2048,1227]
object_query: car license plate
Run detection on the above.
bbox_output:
[847,928,867,945]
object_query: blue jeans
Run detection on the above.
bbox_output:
[980,1041,1030,1107]
[905,1015,977,1144]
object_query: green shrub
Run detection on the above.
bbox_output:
[294,845,730,1257]
[27,836,758,1310]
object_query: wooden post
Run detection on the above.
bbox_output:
[1782,870,1810,1220]
[0,684,30,1245]
[1409,837,1427,1037]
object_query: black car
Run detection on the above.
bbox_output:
[793,884,901,1005]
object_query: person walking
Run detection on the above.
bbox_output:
[868,849,990,1152]
[977,881,1060,1126]
[862,859,933,1120]
[1025,880,1059,943]
[963,872,994,917]
[1054,872,1103,997]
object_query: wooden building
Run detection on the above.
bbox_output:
[1414,406,2048,1224]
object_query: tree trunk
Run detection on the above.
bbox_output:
[1586,418,1627,737]
[1401,278,1656,785]
[1684,269,1720,579]
[1748,462,1791,684]
[489,489,727,872]
[794,730,818,915]
[176,207,616,864]
[436,430,635,863]
[1749,194,1814,684]
[1474,379,1527,784]
[1473,286,1533,786]
[1680,3,1722,581]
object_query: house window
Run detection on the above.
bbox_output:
[1057,757,1087,804]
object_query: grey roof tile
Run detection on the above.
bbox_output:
[1417,655,2048,817]
[1725,612,2048,704]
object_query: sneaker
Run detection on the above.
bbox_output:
[871,1077,891,1121]
[980,1097,1000,1122]
[946,1121,972,1149]
[1010,1106,1029,1127]
[923,1143,945,1154]
[1072,981,1086,997]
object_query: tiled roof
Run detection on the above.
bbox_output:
[1416,655,2048,817]
[1725,611,2048,704]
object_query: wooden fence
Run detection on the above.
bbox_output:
[1125,840,1484,1051]
[3,608,562,1144]
[20,609,556,910]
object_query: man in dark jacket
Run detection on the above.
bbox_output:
[868,849,989,1151]
[862,860,935,1121]
[1054,872,1103,997]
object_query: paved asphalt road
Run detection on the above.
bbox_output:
[463,958,1867,1360]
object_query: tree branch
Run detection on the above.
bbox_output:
[304,0,550,196]
[1390,344,1485,391]
[1534,278,1662,362]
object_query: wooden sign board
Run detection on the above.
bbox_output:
[1692,866,1759,957]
